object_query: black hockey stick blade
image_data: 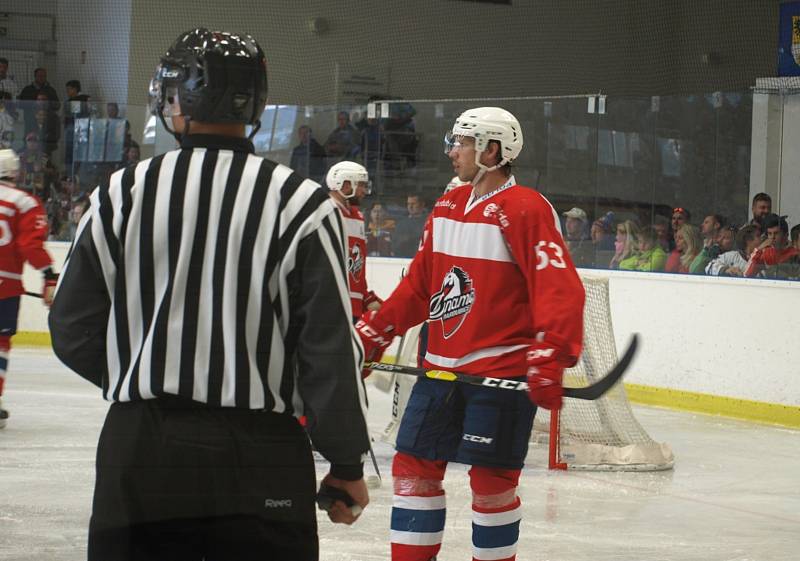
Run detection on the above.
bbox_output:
[366,334,639,402]
[563,333,638,400]
[24,291,42,298]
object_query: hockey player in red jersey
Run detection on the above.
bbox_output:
[0,149,57,428]
[326,161,382,318]
[356,107,585,561]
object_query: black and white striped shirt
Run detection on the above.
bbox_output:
[49,134,370,464]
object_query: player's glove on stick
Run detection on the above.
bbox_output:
[526,339,572,410]
[363,290,383,312]
[42,268,58,308]
[355,310,394,378]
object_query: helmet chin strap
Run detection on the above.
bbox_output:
[248,119,261,140]
[470,150,507,188]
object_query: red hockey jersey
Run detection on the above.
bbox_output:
[378,178,585,378]
[335,200,369,317]
[0,182,52,299]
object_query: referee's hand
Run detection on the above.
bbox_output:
[319,474,369,525]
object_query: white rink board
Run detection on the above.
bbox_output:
[366,257,800,407]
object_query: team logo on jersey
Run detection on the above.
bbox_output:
[348,243,364,280]
[429,266,475,338]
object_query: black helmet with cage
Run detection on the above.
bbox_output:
[149,27,268,140]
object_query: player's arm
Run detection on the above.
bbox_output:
[48,196,110,387]
[15,200,57,303]
[287,205,371,481]
[355,213,434,364]
[501,197,585,409]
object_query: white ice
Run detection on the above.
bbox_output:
[1,348,798,561]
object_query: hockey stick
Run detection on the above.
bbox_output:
[366,334,639,401]
[24,291,42,298]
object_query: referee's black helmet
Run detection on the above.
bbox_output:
[149,27,267,135]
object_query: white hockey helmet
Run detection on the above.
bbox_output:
[444,107,523,173]
[444,175,468,193]
[326,161,370,199]
[0,149,19,181]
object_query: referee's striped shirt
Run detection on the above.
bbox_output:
[49,134,370,465]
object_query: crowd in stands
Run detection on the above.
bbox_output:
[558,193,800,280]
[0,59,137,240]
[2,59,798,283]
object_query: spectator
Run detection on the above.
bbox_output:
[0,58,18,98]
[749,192,772,232]
[121,141,140,168]
[382,103,418,171]
[665,223,702,273]
[744,214,800,278]
[61,196,89,241]
[562,207,592,267]
[18,67,59,105]
[609,219,639,269]
[27,94,61,157]
[324,111,360,162]
[360,113,383,174]
[366,201,395,256]
[590,211,615,268]
[106,102,120,119]
[0,92,16,148]
[289,125,326,183]
[792,224,800,252]
[653,214,673,252]
[671,206,691,233]
[65,80,90,104]
[689,214,726,274]
[622,226,667,272]
[706,225,759,277]
[392,194,428,257]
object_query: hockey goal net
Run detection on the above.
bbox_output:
[533,274,673,471]
[377,273,673,471]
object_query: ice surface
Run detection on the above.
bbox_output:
[1,348,798,560]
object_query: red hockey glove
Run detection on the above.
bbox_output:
[355,310,394,378]
[363,290,383,312]
[42,268,58,308]
[526,341,570,410]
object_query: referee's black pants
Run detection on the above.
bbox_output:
[88,397,318,561]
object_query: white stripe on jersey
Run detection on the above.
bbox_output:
[220,154,261,407]
[432,217,513,263]
[0,183,38,213]
[425,344,529,369]
[159,149,206,395]
[192,150,233,403]
[341,212,365,238]
[0,271,21,280]
[122,161,150,400]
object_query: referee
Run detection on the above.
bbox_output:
[49,28,370,561]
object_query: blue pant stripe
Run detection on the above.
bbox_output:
[472,520,520,549]
[391,507,446,533]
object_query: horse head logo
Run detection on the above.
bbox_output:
[429,266,475,339]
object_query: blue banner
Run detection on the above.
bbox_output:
[778,1,800,76]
